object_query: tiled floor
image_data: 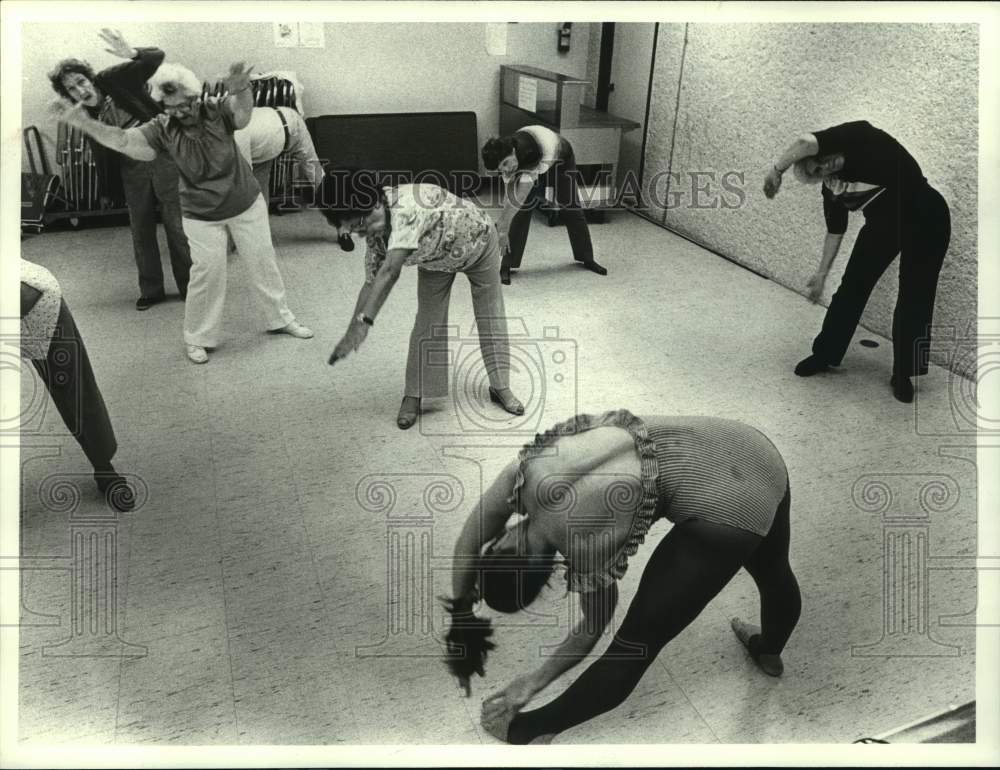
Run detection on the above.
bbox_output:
[15,203,977,745]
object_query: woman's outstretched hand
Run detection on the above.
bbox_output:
[224,61,254,94]
[480,696,519,743]
[481,673,541,740]
[49,99,88,128]
[763,166,783,199]
[328,322,369,365]
[498,229,510,255]
[99,28,136,60]
[806,269,828,303]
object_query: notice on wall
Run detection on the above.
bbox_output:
[517,76,537,113]
[485,23,507,56]
[274,22,325,48]
[274,23,297,48]
[298,23,325,48]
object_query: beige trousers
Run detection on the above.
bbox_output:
[182,195,295,348]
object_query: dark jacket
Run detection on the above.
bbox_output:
[88,47,165,197]
[92,46,165,123]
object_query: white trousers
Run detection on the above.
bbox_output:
[182,195,295,348]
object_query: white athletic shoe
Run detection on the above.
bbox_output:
[186,345,209,364]
[276,321,314,339]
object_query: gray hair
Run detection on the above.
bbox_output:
[148,63,201,101]
[793,158,823,185]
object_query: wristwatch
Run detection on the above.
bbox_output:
[355,312,375,327]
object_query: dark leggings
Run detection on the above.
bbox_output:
[812,185,950,377]
[507,487,800,744]
[30,299,118,471]
[504,139,594,269]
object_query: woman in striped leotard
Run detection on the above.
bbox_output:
[444,409,801,744]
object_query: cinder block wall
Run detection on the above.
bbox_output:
[642,23,978,378]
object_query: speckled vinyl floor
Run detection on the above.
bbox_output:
[15,204,976,746]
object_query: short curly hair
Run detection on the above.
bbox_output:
[49,58,97,101]
[314,168,384,228]
[148,62,202,102]
[481,136,516,171]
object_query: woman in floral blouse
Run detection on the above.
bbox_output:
[321,173,524,429]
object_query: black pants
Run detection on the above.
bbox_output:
[812,185,951,377]
[31,299,118,471]
[504,138,594,269]
[508,486,800,743]
[120,155,191,298]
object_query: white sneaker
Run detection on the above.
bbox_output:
[277,321,314,339]
[186,344,209,364]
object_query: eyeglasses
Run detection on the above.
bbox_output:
[162,98,198,116]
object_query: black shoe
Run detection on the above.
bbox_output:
[94,469,135,512]
[397,396,421,430]
[338,233,355,252]
[489,386,525,416]
[500,265,511,285]
[136,293,166,311]
[794,354,830,377]
[890,374,914,403]
[580,260,608,276]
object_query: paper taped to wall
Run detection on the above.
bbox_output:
[518,76,537,112]
[274,23,297,48]
[299,23,325,48]
[486,23,508,56]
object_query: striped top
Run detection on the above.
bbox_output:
[643,416,788,536]
[508,410,788,593]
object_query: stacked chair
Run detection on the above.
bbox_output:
[202,74,300,206]
[21,124,128,235]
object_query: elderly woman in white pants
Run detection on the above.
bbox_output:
[53,61,312,364]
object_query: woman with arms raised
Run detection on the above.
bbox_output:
[52,60,313,365]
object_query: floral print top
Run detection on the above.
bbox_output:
[363,184,495,284]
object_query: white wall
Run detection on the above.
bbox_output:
[641,23,978,377]
[608,23,656,188]
[21,21,594,172]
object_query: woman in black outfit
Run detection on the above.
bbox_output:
[764,120,951,403]
[482,124,608,285]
